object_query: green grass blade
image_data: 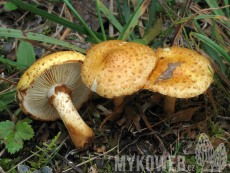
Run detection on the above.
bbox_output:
[203,43,227,76]
[190,32,230,66]
[9,0,112,41]
[123,0,137,40]
[116,0,125,26]
[205,0,230,28]
[212,20,216,41]
[210,68,230,98]
[205,0,225,16]
[146,0,157,32]
[0,90,16,97]
[191,19,228,76]
[63,0,100,43]
[0,57,30,69]
[95,0,107,41]
[97,0,123,32]
[182,27,192,49]
[224,0,229,18]
[171,15,228,26]
[0,28,87,54]
[118,0,151,41]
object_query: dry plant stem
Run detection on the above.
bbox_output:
[0,85,15,94]
[43,5,72,57]
[172,5,230,46]
[163,95,176,114]
[0,76,17,85]
[63,145,118,172]
[50,86,95,150]
[0,167,6,173]
[19,39,57,53]
[7,148,44,173]
[109,0,114,37]
[171,0,191,46]
[0,68,27,85]
[0,148,6,158]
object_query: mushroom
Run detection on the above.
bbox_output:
[144,46,214,114]
[17,51,95,150]
[81,40,158,111]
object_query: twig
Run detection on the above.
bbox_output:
[0,68,27,85]
[7,148,44,173]
[19,39,57,53]
[172,5,230,46]
[0,167,6,173]
[156,0,181,21]
[0,148,6,158]
[117,131,159,155]
[0,84,15,94]
[44,150,56,172]
[0,76,18,85]
[132,110,181,134]
[62,146,118,172]
[46,148,83,173]
[171,0,191,46]
[43,5,72,57]
[24,20,48,32]
[13,11,29,26]
[148,110,178,138]
[218,116,230,120]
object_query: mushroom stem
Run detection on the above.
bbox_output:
[163,95,176,114]
[114,96,124,113]
[49,85,95,150]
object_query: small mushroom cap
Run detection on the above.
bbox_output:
[17,51,92,121]
[81,40,158,98]
[144,46,214,98]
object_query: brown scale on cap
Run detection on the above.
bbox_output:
[145,46,214,98]
[81,40,158,98]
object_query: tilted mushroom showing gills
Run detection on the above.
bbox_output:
[17,51,94,151]
[81,40,158,109]
[144,46,214,114]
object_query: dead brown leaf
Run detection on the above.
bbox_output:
[198,120,209,134]
[6,49,16,61]
[210,137,228,148]
[171,107,201,123]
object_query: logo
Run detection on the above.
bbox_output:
[113,133,227,172]
[195,133,227,172]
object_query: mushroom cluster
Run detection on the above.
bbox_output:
[17,51,95,151]
[17,41,214,151]
[82,41,214,115]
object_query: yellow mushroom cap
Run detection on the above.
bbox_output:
[144,46,214,98]
[17,51,92,121]
[81,40,158,98]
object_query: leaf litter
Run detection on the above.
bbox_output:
[0,0,230,173]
